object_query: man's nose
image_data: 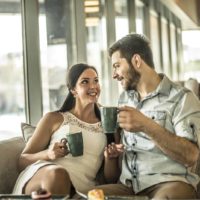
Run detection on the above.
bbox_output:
[112,70,118,79]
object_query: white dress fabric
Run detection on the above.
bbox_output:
[13,112,107,194]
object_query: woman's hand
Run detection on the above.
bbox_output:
[104,143,124,160]
[47,140,69,160]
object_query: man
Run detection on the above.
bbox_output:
[101,33,200,199]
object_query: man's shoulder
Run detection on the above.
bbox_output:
[169,81,191,97]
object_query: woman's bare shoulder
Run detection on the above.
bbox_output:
[38,111,64,131]
[43,111,63,121]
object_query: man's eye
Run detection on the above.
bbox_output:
[113,64,119,69]
[95,79,99,83]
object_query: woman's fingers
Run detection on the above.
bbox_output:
[104,143,124,159]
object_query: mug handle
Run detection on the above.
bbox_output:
[60,138,70,154]
[60,138,67,144]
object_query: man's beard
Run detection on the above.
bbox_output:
[124,63,141,91]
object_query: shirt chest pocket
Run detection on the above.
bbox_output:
[144,111,167,127]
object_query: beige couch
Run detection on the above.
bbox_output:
[0,137,25,194]
[0,136,200,198]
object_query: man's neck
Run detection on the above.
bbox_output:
[137,71,161,100]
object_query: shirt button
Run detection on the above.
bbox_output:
[133,152,136,155]
[133,175,137,178]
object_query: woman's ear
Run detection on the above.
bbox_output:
[70,89,77,97]
[131,54,141,69]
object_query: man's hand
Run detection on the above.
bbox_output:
[118,106,148,132]
[104,143,124,159]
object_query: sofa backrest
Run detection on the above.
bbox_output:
[0,137,25,194]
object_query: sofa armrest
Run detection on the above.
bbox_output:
[0,137,25,194]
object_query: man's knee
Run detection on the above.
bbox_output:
[152,181,197,199]
[91,184,134,196]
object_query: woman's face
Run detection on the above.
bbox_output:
[72,68,100,106]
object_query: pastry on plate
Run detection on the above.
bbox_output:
[88,189,105,200]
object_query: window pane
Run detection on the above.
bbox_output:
[161,18,171,78]
[39,0,76,113]
[182,30,200,81]
[115,0,129,40]
[85,0,103,72]
[136,0,144,34]
[85,0,108,104]
[150,12,161,72]
[0,2,25,140]
[170,23,178,80]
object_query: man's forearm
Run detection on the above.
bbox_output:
[143,118,199,167]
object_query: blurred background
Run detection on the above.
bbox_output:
[0,0,200,139]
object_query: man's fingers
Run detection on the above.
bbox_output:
[118,105,133,111]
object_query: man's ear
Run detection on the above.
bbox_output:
[131,54,141,69]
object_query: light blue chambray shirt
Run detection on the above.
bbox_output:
[119,74,200,193]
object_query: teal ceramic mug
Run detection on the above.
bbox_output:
[100,106,118,134]
[66,132,83,157]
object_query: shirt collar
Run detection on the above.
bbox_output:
[155,74,172,96]
[126,73,172,98]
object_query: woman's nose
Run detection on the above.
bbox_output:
[89,82,97,88]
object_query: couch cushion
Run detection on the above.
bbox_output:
[0,137,25,194]
[21,122,36,142]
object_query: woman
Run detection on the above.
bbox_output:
[13,63,107,196]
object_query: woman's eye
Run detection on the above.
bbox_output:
[81,80,88,84]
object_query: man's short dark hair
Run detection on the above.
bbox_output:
[108,33,155,68]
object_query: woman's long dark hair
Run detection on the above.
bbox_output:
[58,63,101,120]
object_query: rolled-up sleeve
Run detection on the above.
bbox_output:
[173,91,200,147]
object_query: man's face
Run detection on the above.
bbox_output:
[111,51,141,91]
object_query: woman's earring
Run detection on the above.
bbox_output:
[70,89,77,98]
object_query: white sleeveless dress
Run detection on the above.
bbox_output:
[13,112,107,194]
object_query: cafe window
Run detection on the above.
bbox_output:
[136,0,144,34]
[170,23,178,80]
[0,1,25,140]
[150,11,161,72]
[84,0,108,104]
[161,17,171,78]
[38,0,76,112]
[182,30,200,81]
[114,0,129,40]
